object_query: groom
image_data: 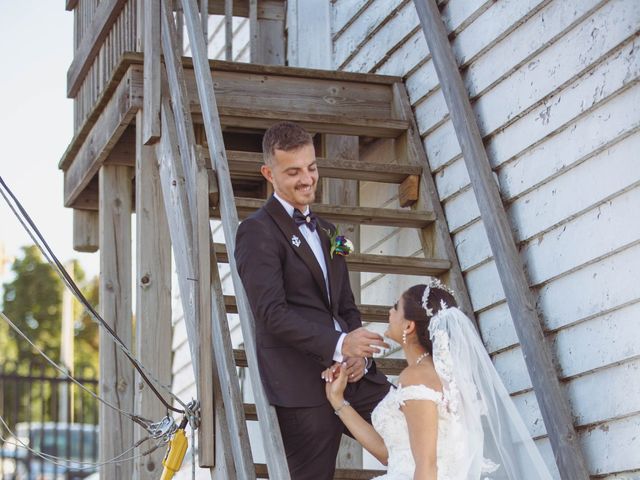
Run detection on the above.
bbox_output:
[235,122,391,479]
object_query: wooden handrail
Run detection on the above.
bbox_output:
[413,0,590,478]
[67,0,127,98]
[180,0,291,477]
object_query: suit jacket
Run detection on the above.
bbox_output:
[234,195,387,407]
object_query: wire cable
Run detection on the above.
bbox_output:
[0,415,165,471]
[0,176,188,416]
[0,311,154,431]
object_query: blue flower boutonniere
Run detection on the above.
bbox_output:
[324,227,354,259]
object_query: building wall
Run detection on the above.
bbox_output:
[331,0,640,478]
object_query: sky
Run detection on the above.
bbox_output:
[0,2,99,291]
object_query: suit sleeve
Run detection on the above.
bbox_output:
[235,218,341,367]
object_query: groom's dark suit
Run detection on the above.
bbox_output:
[235,195,390,479]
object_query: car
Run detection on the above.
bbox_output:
[1,423,98,480]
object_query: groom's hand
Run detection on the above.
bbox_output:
[344,357,366,383]
[342,327,389,358]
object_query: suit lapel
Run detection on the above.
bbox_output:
[317,219,339,309]
[265,197,331,308]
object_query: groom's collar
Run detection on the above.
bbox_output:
[273,192,310,217]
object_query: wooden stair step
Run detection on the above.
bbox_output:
[223,295,391,323]
[211,198,435,228]
[255,463,386,479]
[225,150,423,183]
[213,243,450,275]
[234,349,405,376]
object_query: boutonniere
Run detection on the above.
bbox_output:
[323,227,354,259]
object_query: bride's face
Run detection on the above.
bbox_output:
[385,297,406,343]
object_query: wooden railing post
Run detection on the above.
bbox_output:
[159,0,256,475]
[98,164,134,479]
[180,0,291,477]
[412,1,590,478]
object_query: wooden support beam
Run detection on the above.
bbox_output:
[249,0,258,63]
[398,174,419,208]
[323,134,363,470]
[205,0,285,19]
[67,0,127,98]
[66,0,78,11]
[225,150,422,183]
[212,197,435,228]
[161,1,254,471]
[133,111,171,480]
[72,209,99,252]
[212,243,450,276]
[98,164,134,479]
[225,0,233,61]
[143,0,161,144]
[180,0,290,476]
[233,350,405,376]
[223,295,391,322]
[63,65,142,208]
[413,1,590,477]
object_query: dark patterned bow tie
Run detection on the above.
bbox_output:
[293,209,318,232]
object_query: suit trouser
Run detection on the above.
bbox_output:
[275,378,391,480]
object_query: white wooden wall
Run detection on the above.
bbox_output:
[332,0,640,478]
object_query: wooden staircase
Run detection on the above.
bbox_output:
[61,1,474,478]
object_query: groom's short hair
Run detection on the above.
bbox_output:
[262,122,313,165]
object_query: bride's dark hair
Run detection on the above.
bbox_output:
[401,284,457,354]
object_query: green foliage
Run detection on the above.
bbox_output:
[1,245,99,373]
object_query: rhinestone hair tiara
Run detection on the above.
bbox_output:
[421,277,455,317]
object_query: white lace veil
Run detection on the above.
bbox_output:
[423,279,552,480]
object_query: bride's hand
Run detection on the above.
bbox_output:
[322,362,349,406]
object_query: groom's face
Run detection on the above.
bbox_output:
[261,142,319,211]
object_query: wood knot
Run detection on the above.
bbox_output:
[117,379,128,392]
[141,274,150,286]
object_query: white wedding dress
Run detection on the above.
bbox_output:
[370,383,472,480]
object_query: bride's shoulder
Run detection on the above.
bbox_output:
[399,365,443,394]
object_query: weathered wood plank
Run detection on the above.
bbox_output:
[225,0,233,60]
[225,150,423,183]
[414,1,590,476]
[143,0,161,143]
[223,295,392,322]
[99,164,134,479]
[63,65,142,208]
[233,349,406,376]
[213,242,449,275]
[133,111,172,480]
[255,463,386,479]
[160,0,218,467]
[180,0,289,476]
[67,0,128,98]
[212,197,435,228]
[205,0,285,20]
[72,209,99,252]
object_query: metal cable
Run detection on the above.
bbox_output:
[0,311,154,431]
[0,176,190,416]
[0,415,165,470]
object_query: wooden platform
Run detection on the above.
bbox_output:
[60,53,408,210]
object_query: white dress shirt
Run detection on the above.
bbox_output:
[273,193,346,362]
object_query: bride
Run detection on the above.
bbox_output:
[322,278,553,480]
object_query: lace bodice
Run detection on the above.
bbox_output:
[370,384,469,480]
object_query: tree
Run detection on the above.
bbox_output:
[1,246,99,371]
[0,246,100,427]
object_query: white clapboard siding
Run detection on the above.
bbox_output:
[331,0,640,476]
[423,1,640,171]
